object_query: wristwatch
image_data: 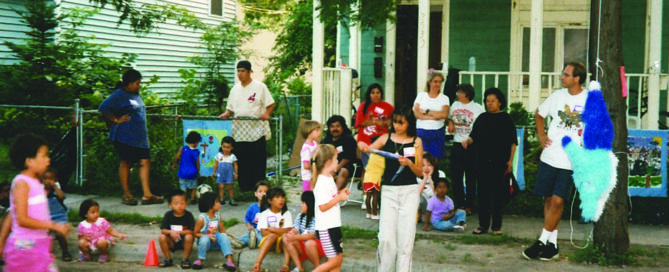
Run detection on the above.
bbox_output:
[425,109,430,115]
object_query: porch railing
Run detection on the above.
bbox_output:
[321,67,353,124]
[454,71,667,129]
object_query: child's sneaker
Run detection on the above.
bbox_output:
[229,200,238,206]
[248,229,258,249]
[228,233,244,249]
[453,225,465,233]
[371,214,379,220]
[219,199,226,205]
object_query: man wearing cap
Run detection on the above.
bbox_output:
[220,60,275,191]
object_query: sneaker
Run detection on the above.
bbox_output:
[522,240,546,260]
[248,229,258,249]
[219,199,225,205]
[371,214,379,220]
[228,233,244,249]
[229,200,238,206]
[539,242,559,261]
[453,225,465,233]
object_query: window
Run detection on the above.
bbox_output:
[211,0,223,16]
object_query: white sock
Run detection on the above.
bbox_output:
[548,229,558,245]
[539,228,551,244]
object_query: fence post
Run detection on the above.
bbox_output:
[278,115,283,183]
[74,99,82,186]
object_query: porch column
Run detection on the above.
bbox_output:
[349,8,361,70]
[385,15,396,105]
[528,0,543,111]
[646,0,662,129]
[416,0,430,92]
[441,0,450,70]
[312,0,324,123]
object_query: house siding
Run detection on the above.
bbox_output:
[0,0,238,98]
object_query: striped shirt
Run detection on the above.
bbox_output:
[293,214,316,234]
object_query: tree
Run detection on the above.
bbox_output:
[588,0,630,256]
[88,0,206,33]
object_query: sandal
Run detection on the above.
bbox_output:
[62,252,73,262]
[141,195,164,205]
[472,227,488,235]
[98,254,108,263]
[159,258,173,267]
[252,264,262,272]
[279,265,290,272]
[492,230,503,235]
[180,259,190,269]
[77,254,90,262]
[121,195,138,206]
[192,259,203,270]
[223,260,236,272]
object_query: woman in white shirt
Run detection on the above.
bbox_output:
[413,72,450,160]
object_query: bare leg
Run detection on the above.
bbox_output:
[335,168,350,191]
[227,184,234,200]
[543,195,565,231]
[372,189,380,216]
[138,159,154,199]
[304,239,321,267]
[78,239,91,260]
[158,234,174,259]
[183,234,194,259]
[218,184,225,200]
[285,240,303,271]
[96,239,109,255]
[365,191,372,215]
[313,254,342,272]
[56,232,69,256]
[254,233,277,267]
[119,161,132,198]
[190,188,196,201]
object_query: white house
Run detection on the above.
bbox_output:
[0,0,238,98]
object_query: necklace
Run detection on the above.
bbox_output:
[393,135,407,155]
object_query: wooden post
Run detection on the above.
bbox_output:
[441,0,450,70]
[588,0,630,256]
[645,0,662,129]
[416,0,430,93]
[528,0,543,111]
[312,0,324,123]
[385,14,396,106]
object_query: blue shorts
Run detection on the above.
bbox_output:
[180,178,197,190]
[114,141,150,163]
[533,161,574,199]
[417,127,446,159]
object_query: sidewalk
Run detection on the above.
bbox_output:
[57,186,668,271]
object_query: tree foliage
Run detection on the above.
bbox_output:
[88,0,207,33]
[177,21,250,114]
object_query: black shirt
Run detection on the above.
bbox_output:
[381,134,418,186]
[469,112,517,165]
[322,134,358,171]
[160,210,195,232]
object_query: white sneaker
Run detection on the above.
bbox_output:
[371,214,379,220]
[453,225,465,233]
[248,230,258,249]
[291,268,300,272]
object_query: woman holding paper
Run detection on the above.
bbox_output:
[358,105,423,272]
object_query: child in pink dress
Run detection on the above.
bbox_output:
[77,198,127,262]
[4,134,69,272]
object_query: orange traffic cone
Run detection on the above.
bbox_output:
[144,239,159,266]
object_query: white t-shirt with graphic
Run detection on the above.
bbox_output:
[449,101,485,142]
[537,88,588,170]
[313,174,341,230]
[257,209,293,230]
[413,92,450,129]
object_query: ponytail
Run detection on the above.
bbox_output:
[310,144,337,189]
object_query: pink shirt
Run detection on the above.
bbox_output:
[78,218,115,245]
[9,174,50,239]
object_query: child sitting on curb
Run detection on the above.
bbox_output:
[158,189,195,268]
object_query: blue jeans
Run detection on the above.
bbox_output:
[238,229,262,246]
[431,210,467,231]
[197,232,233,260]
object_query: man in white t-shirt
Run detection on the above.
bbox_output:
[523,62,588,261]
[447,83,484,213]
[220,60,275,192]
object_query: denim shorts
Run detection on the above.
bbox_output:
[533,161,574,199]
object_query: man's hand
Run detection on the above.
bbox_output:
[259,112,271,121]
[220,111,231,120]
